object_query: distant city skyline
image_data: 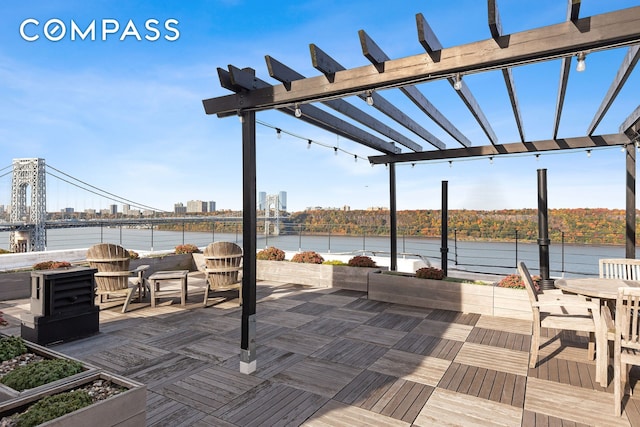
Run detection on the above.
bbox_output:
[1,2,639,213]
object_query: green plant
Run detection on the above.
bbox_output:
[32,261,72,270]
[415,266,445,280]
[175,244,201,254]
[1,359,84,391]
[0,336,27,362]
[15,390,93,427]
[290,251,324,264]
[257,246,286,261]
[322,260,348,266]
[348,255,377,268]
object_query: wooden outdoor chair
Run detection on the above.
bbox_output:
[613,286,640,415]
[86,243,149,313]
[518,262,606,385]
[203,241,242,307]
[600,258,640,280]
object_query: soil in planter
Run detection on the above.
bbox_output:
[0,379,127,427]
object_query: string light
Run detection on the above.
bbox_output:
[411,163,415,168]
[276,128,282,139]
[237,110,244,124]
[307,139,312,149]
[294,103,302,118]
[354,155,358,163]
[454,73,463,90]
[334,147,338,156]
[535,154,540,161]
[586,149,591,158]
[489,156,494,164]
[449,161,452,168]
[366,90,374,106]
[576,52,586,72]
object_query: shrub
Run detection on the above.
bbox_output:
[257,247,285,261]
[32,261,72,270]
[322,260,348,266]
[0,249,12,255]
[497,274,524,289]
[127,249,139,260]
[348,255,377,268]
[415,267,445,280]
[497,273,541,290]
[175,244,200,254]
[0,336,27,362]
[1,359,84,391]
[15,390,93,427]
[290,251,324,264]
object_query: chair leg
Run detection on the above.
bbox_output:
[203,286,209,308]
[530,322,541,368]
[121,288,136,314]
[614,354,622,415]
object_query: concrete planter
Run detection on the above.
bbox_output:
[368,271,532,320]
[0,337,98,403]
[256,260,381,291]
[0,371,146,427]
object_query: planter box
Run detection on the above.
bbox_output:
[0,337,98,403]
[256,260,381,291]
[0,371,146,427]
[368,271,533,320]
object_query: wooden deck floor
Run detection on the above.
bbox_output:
[2,273,640,426]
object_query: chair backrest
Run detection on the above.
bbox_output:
[615,287,640,351]
[517,261,539,305]
[86,243,131,291]
[203,242,242,287]
[600,258,640,280]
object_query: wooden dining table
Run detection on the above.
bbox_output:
[554,277,640,387]
[554,277,640,302]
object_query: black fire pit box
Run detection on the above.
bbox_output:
[21,267,99,345]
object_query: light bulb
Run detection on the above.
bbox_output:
[366,90,374,106]
[294,103,302,118]
[276,128,282,139]
[535,154,540,161]
[449,161,452,168]
[489,156,494,164]
[354,155,358,163]
[454,73,462,90]
[307,140,312,149]
[586,149,591,158]
[334,147,338,156]
[576,53,586,72]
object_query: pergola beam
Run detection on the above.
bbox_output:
[202,7,640,117]
[359,29,472,147]
[488,0,525,142]
[265,55,422,152]
[621,105,640,140]
[553,0,581,139]
[222,66,400,154]
[309,44,444,149]
[368,133,627,164]
[416,13,498,145]
[587,45,640,135]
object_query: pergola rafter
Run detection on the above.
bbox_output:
[202,3,640,375]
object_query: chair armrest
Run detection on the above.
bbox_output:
[130,265,150,274]
[532,298,599,312]
[601,305,615,340]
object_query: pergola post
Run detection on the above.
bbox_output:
[240,111,257,374]
[626,143,636,258]
[441,180,448,276]
[389,163,397,271]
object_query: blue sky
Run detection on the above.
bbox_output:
[0,1,639,213]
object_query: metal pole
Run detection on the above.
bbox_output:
[182,221,185,245]
[362,229,366,252]
[298,224,302,252]
[119,225,122,245]
[100,223,103,243]
[441,180,449,276]
[626,143,636,258]
[328,226,331,253]
[454,228,458,265]
[240,110,257,374]
[515,229,518,268]
[212,221,215,243]
[151,224,154,252]
[562,231,565,275]
[390,163,398,271]
[537,168,554,289]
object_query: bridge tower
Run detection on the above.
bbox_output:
[264,194,280,236]
[10,158,47,252]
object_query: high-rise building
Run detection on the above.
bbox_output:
[208,201,216,212]
[122,204,130,215]
[279,191,287,211]
[258,192,266,211]
[110,204,118,215]
[174,203,187,214]
[186,200,207,213]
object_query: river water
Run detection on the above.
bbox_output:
[0,227,633,278]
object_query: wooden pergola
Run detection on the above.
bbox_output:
[203,2,640,373]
